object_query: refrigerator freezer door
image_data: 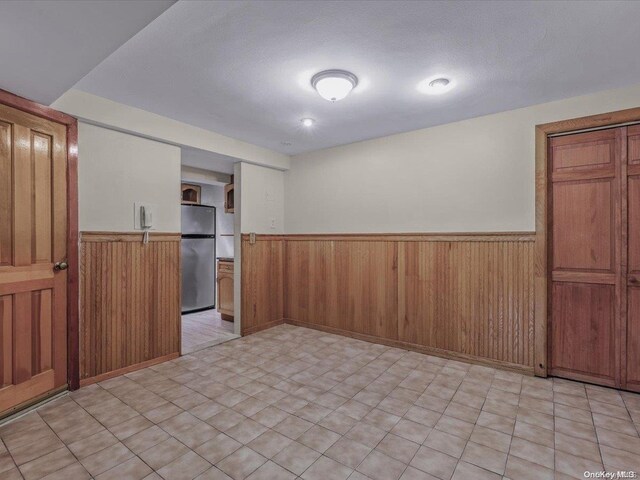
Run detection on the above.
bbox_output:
[181,237,216,312]
[181,205,216,235]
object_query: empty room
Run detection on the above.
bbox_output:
[0,1,639,479]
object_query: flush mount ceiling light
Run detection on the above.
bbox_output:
[417,76,454,95]
[300,117,315,127]
[311,70,358,102]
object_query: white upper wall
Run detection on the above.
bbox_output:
[53,90,290,170]
[79,122,181,232]
[239,163,285,234]
[285,82,640,233]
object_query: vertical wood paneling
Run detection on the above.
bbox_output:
[243,233,535,372]
[241,238,284,335]
[397,239,534,368]
[79,232,180,383]
[284,240,398,338]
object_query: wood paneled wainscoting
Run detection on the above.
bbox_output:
[79,232,181,385]
[242,233,536,374]
[241,238,284,335]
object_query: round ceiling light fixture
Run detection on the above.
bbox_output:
[300,118,315,127]
[311,70,358,102]
[418,76,454,95]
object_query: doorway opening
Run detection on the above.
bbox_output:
[180,148,239,353]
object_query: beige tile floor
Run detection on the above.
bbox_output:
[181,310,237,354]
[1,324,639,480]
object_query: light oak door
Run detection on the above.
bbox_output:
[549,128,622,387]
[0,103,68,414]
[217,262,234,319]
[626,126,640,392]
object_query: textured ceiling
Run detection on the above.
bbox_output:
[0,0,174,105]
[75,0,640,154]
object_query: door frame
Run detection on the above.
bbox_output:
[0,89,80,390]
[534,105,640,378]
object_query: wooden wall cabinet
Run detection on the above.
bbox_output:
[224,175,234,213]
[181,183,201,204]
[217,260,234,320]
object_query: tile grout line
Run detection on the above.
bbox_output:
[3,324,640,480]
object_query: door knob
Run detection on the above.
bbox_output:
[54,261,69,271]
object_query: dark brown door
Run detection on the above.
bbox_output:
[549,128,622,388]
[625,126,640,392]
[0,103,68,414]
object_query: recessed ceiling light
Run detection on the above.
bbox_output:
[301,118,315,127]
[418,76,454,95]
[429,78,450,89]
[311,70,358,102]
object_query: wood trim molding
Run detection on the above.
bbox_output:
[80,232,181,242]
[0,89,77,126]
[0,385,68,422]
[79,353,179,387]
[534,105,640,378]
[67,121,79,390]
[242,232,535,242]
[243,318,285,336]
[285,319,533,375]
[0,88,80,391]
[536,106,640,135]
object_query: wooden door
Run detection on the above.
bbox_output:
[0,102,68,415]
[549,128,622,387]
[625,125,640,392]
[217,261,234,319]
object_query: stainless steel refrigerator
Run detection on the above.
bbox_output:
[181,204,216,313]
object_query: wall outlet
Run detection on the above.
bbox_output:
[270,217,276,229]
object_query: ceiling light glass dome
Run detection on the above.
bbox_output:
[311,70,358,102]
